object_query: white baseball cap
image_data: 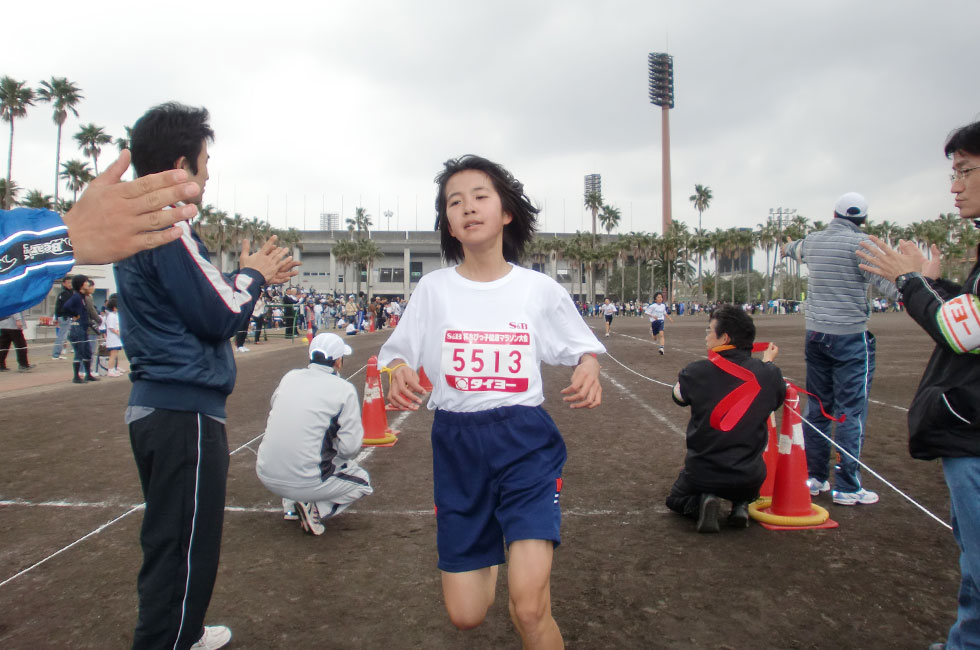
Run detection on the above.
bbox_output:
[834,192,868,219]
[309,333,352,362]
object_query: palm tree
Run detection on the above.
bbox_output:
[736,228,756,302]
[115,125,132,152]
[36,77,83,205]
[584,191,603,245]
[0,178,21,209]
[708,229,726,304]
[0,76,35,209]
[599,204,621,234]
[756,221,778,303]
[689,184,712,297]
[357,238,385,298]
[333,239,357,294]
[346,206,372,240]
[20,189,54,210]
[59,159,93,202]
[73,124,112,175]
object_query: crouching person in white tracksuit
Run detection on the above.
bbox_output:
[256,333,373,535]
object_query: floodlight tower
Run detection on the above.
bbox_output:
[648,52,675,235]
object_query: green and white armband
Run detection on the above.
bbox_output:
[937,294,980,354]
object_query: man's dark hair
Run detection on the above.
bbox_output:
[945,121,980,158]
[310,351,337,367]
[434,155,538,264]
[654,291,664,300]
[105,297,117,311]
[130,102,214,177]
[709,304,756,350]
[71,274,88,291]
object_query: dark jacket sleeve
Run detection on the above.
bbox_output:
[150,226,265,341]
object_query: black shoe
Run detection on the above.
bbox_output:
[696,494,721,533]
[0,367,8,372]
[84,375,100,382]
[18,365,33,372]
[73,376,84,384]
[728,502,750,528]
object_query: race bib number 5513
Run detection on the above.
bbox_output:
[441,330,531,392]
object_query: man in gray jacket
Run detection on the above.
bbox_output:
[256,333,373,535]
[783,193,897,506]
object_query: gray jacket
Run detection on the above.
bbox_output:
[256,363,363,487]
[784,218,897,335]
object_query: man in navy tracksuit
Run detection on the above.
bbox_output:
[117,102,297,650]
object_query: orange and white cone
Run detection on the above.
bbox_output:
[749,385,838,530]
[362,356,398,446]
[756,412,780,503]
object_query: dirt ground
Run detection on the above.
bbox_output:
[0,312,960,649]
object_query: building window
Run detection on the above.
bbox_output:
[557,269,572,282]
[410,261,423,281]
[379,268,406,283]
[532,262,545,273]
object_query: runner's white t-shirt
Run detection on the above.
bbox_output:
[600,303,618,316]
[378,265,606,412]
[645,302,668,322]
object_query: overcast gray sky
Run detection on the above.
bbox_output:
[3,0,979,236]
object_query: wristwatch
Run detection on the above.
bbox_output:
[895,272,922,292]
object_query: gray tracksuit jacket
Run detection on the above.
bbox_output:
[256,363,363,487]
[784,218,898,334]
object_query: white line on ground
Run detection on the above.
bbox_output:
[0,373,413,591]
[599,370,685,438]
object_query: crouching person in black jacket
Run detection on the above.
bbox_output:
[666,304,786,533]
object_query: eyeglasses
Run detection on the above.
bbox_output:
[950,166,980,183]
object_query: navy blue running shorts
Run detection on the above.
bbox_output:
[651,320,665,335]
[431,404,566,573]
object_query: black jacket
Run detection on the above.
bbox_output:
[673,348,786,491]
[904,245,980,460]
[54,288,73,318]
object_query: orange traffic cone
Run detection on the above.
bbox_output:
[748,386,837,530]
[418,367,434,392]
[362,356,398,446]
[757,412,780,502]
[305,321,313,344]
[369,316,375,333]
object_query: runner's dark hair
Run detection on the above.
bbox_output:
[434,155,538,264]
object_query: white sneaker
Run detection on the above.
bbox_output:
[237,346,249,353]
[806,478,830,496]
[658,347,665,355]
[832,488,879,506]
[282,497,298,521]
[190,625,232,649]
[296,501,325,535]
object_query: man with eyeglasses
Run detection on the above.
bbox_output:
[782,192,898,508]
[857,120,980,650]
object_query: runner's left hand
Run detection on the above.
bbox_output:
[561,354,602,409]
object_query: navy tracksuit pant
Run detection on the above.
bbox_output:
[129,409,229,650]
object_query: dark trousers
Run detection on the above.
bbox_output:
[666,469,761,518]
[0,328,28,368]
[130,409,229,650]
[252,316,265,343]
[234,328,248,348]
[68,324,91,374]
[284,312,296,339]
